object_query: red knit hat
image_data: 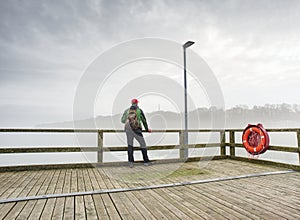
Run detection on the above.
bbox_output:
[131,98,138,104]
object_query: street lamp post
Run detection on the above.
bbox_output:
[183,41,195,158]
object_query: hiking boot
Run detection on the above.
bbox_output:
[144,162,151,166]
[129,162,134,168]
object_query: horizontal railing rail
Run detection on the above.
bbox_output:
[0,128,299,171]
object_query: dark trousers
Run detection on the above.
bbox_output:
[125,127,149,163]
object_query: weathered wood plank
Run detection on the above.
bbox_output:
[151,188,205,219]
[16,200,37,219]
[110,192,145,219]
[239,176,300,211]
[122,192,156,220]
[75,196,86,220]
[200,180,295,219]
[46,170,61,194]
[77,169,85,192]
[71,169,78,193]
[63,169,72,193]
[90,168,107,189]
[0,171,28,198]
[28,199,47,220]
[131,190,180,219]
[51,197,65,219]
[82,169,93,191]
[101,194,121,219]
[109,193,135,220]
[92,194,110,220]
[8,171,40,199]
[39,199,56,219]
[84,195,98,220]
[37,170,56,195]
[0,203,16,219]
[64,197,75,220]
[164,185,223,219]
[3,201,26,219]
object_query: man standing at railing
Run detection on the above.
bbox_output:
[121,98,152,168]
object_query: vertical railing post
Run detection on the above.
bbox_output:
[297,130,300,165]
[220,130,226,156]
[179,130,187,160]
[229,130,235,157]
[97,130,103,163]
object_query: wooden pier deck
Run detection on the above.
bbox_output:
[0,159,299,219]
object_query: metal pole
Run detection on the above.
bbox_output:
[183,47,188,158]
[182,41,194,159]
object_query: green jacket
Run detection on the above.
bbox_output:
[121,105,149,130]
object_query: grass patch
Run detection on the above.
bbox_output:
[166,167,207,178]
[118,165,208,182]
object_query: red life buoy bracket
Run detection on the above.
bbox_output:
[242,124,270,155]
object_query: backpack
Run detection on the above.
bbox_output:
[126,107,140,130]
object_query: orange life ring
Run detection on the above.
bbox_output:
[242,124,270,155]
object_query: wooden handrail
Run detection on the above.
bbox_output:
[0,128,299,171]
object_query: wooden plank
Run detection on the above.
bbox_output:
[71,169,78,193]
[16,200,37,219]
[131,190,180,219]
[54,169,66,194]
[75,196,86,220]
[122,192,155,220]
[0,171,28,198]
[36,170,56,196]
[87,168,101,191]
[220,130,226,156]
[196,182,262,219]
[51,197,65,219]
[82,169,93,191]
[39,199,56,219]
[3,201,26,219]
[99,168,115,189]
[100,194,121,219]
[239,175,300,211]
[227,143,299,153]
[109,193,135,219]
[91,168,108,189]
[230,130,235,157]
[46,170,61,194]
[92,194,110,220]
[297,130,300,164]
[0,203,16,219]
[109,192,145,219]
[164,185,222,219]
[187,184,253,219]
[28,199,47,220]
[98,131,103,163]
[63,169,72,193]
[64,197,75,220]
[200,180,292,219]
[77,169,86,192]
[84,195,98,220]
[25,170,49,197]
[0,171,19,191]
[0,128,97,133]
[172,184,239,219]
[8,171,40,199]
[0,147,99,153]
[150,188,205,219]
[230,178,300,219]
[51,169,66,219]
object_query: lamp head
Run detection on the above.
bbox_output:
[183,41,195,49]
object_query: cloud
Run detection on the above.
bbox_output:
[0,0,300,126]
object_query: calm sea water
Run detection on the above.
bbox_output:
[0,130,299,166]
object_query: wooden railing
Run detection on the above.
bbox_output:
[0,128,299,171]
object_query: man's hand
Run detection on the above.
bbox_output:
[148,129,152,133]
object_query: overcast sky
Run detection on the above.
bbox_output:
[1,0,300,127]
